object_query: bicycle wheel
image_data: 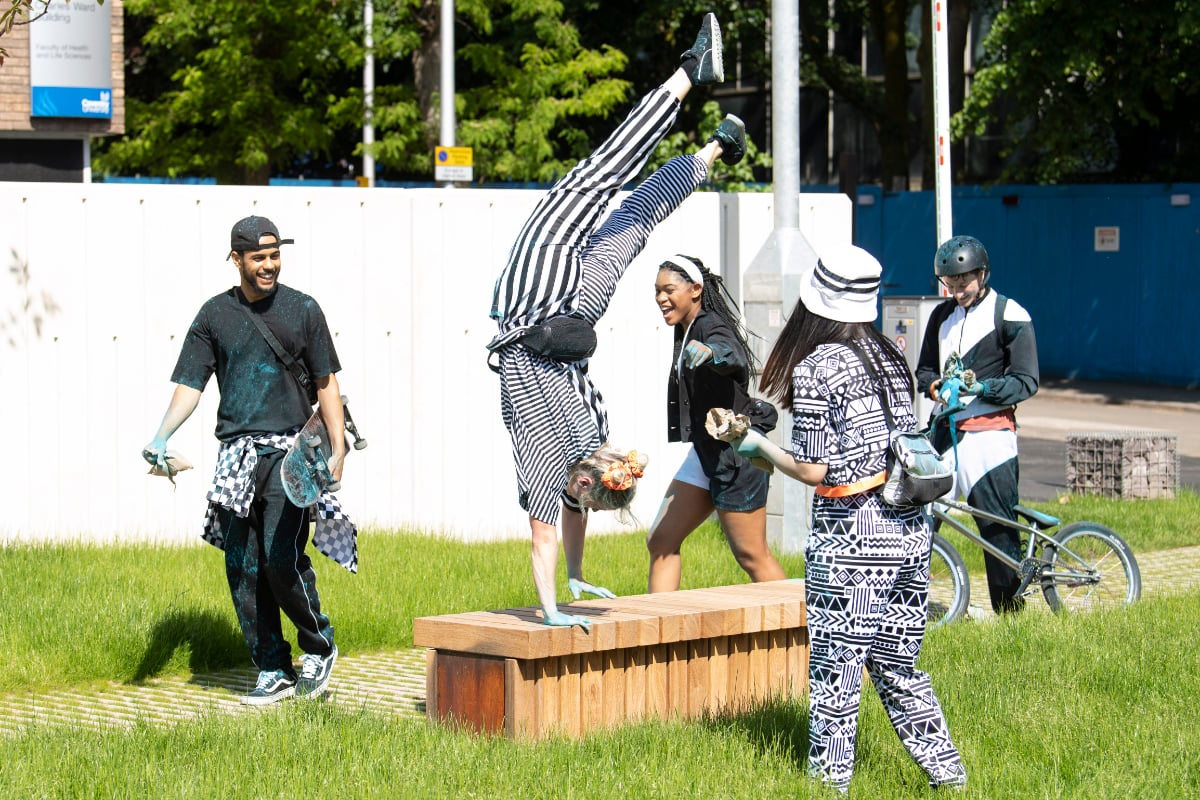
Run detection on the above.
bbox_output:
[928,533,970,627]
[1041,522,1141,613]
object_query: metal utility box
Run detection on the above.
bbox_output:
[880,295,946,422]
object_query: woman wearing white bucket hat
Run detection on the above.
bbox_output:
[730,243,966,792]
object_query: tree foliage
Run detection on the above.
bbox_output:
[96,0,359,184]
[956,0,1200,183]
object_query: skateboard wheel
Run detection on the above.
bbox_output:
[327,480,342,492]
[353,439,368,450]
[304,434,322,448]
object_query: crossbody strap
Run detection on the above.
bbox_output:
[846,340,897,430]
[236,295,315,403]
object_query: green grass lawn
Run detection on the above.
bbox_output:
[3,592,1198,799]
[1,491,1195,694]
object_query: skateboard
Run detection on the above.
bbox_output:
[280,395,368,507]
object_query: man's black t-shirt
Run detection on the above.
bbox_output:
[171,284,341,442]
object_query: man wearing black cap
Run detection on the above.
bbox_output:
[143,215,354,705]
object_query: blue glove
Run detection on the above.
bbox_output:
[683,341,713,369]
[142,436,169,471]
[568,578,616,600]
[964,378,991,397]
[543,609,591,629]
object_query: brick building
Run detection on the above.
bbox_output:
[0,0,124,182]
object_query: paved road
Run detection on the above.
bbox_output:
[1012,380,1200,502]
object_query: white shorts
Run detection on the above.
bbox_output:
[672,445,710,490]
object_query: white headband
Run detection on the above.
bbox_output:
[663,255,704,286]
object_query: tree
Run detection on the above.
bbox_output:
[96,0,360,184]
[956,0,1200,183]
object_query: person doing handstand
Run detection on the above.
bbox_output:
[488,13,747,627]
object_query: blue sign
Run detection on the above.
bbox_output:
[29,3,113,119]
[31,87,112,119]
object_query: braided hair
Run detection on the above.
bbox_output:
[660,255,759,377]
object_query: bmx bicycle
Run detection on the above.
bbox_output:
[927,498,1142,626]
[922,369,1142,625]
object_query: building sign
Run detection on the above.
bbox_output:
[434,146,473,182]
[29,1,113,119]
[1094,226,1120,252]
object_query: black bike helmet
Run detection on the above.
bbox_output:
[934,235,990,277]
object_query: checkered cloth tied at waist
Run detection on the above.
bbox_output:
[201,431,358,573]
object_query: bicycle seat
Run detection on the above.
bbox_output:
[1013,504,1060,528]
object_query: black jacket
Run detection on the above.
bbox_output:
[667,310,777,475]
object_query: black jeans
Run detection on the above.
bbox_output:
[216,447,335,674]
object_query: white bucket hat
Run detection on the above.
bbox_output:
[799,243,882,323]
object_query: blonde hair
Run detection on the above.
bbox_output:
[569,445,650,517]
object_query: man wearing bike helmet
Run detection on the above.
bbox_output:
[916,235,1040,613]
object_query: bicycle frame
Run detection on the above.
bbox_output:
[931,498,1046,573]
[931,498,1106,591]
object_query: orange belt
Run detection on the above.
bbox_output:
[814,471,887,498]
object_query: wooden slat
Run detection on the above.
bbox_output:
[668,641,688,714]
[749,631,769,703]
[767,628,787,699]
[624,646,647,722]
[505,657,537,740]
[425,649,437,721]
[560,654,581,738]
[687,639,709,717]
[580,652,603,732]
[646,644,669,720]
[727,633,751,712]
[708,635,729,712]
[602,649,625,727]
[536,656,559,735]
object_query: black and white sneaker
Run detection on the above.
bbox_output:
[296,645,338,699]
[680,13,724,86]
[710,114,747,165]
[242,669,296,706]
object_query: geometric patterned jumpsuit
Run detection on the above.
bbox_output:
[792,340,967,791]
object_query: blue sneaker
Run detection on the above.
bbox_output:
[296,645,338,699]
[242,669,296,706]
[680,13,724,86]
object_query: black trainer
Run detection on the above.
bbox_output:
[710,114,747,165]
[242,669,296,706]
[680,13,724,85]
[296,644,338,699]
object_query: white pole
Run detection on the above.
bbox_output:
[773,0,799,231]
[439,0,455,188]
[362,0,375,187]
[931,0,953,248]
[82,138,91,183]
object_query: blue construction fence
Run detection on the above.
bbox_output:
[838,183,1200,388]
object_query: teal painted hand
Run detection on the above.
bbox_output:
[683,341,713,369]
[568,578,616,600]
[732,428,766,460]
[543,609,591,629]
[142,437,169,472]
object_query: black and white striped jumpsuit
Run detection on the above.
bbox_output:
[490,86,708,525]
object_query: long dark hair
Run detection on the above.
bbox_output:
[759,296,913,407]
[662,256,758,376]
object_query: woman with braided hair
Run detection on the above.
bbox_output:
[645,255,785,592]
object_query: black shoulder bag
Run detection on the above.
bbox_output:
[237,301,318,407]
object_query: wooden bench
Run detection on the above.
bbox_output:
[413,580,808,739]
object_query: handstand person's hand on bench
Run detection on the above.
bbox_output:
[543,609,593,629]
[568,577,616,600]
